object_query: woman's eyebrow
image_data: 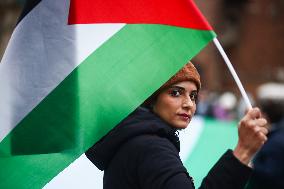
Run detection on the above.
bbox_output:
[170,86,198,93]
[169,86,185,91]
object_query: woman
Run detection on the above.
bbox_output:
[86,62,268,189]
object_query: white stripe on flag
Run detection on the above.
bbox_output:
[44,154,104,189]
[0,0,124,141]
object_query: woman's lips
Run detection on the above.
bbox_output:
[177,113,190,121]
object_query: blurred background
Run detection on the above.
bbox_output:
[1,0,283,120]
[193,0,284,120]
[0,0,284,188]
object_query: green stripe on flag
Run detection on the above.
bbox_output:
[0,24,215,188]
[184,117,238,187]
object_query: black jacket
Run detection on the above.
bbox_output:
[86,107,252,189]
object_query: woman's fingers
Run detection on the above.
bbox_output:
[234,107,269,165]
[240,113,268,131]
[257,126,269,135]
[242,108,262,122]
[257,131,268,142]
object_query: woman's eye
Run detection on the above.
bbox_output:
[170,89,181,97]
[189,92,198,101]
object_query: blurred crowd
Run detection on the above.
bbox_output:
[196,89,249,121]
[196,82,284,122]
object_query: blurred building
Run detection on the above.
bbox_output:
[1,0,283,99]
[194,0,284,99]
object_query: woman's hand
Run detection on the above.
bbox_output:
[233,108,268,166]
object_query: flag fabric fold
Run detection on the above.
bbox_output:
[0,0,215,188]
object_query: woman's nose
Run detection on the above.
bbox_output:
[182,97,194,108]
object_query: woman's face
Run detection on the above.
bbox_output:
[153,81,198,129]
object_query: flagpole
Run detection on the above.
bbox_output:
[213,37,253,110]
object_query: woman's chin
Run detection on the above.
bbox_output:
[171,121,189,129]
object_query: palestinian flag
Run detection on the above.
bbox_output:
[0,0,215,188]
